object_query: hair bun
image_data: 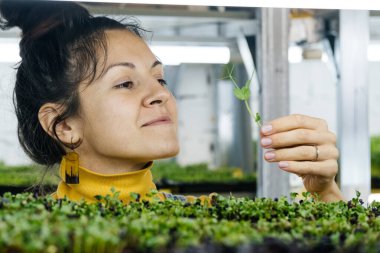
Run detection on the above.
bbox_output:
[0,0,32,31]
[0,0,90,38]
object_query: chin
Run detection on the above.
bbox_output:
[153,141,180,159]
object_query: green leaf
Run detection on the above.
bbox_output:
[233,86,250,101]
[255,113,261,123]
[94,195,103,201]
[130,192,140,202]
[290,192,298,200]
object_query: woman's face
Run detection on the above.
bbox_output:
[75,29,179,173]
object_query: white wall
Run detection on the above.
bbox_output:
[0,63,31,165]
[289,60,337,134]
[175,64,217,166]
[290,60,380,136]
[369,62,380,135]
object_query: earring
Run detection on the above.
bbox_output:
[63,138,80,184]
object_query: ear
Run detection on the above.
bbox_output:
[38,103,82,145]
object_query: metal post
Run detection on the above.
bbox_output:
[256,8,290,198]
[338,10,371,201]
[237,31,256,77]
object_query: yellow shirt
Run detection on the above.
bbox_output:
[51,158,213,204]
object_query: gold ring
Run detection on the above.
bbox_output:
[313,145,319,161]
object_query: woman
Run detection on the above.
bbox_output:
[0,0,344,203]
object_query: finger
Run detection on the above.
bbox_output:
[260,129,336,149]
[278,160,338,178]
[261,114,329,136]
[264,145,339,162]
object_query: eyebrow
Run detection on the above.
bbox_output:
[102,60,163,77]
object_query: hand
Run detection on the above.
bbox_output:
[260,114,343,201]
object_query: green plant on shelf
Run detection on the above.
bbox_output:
[0,162,60,186]
[371,135,380,177]
[151,162,256,184]
[0,161,256,187]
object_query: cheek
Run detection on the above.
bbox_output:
[168,97,178,123]
[81,94,139,137]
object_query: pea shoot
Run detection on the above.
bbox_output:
[224,65,262,127]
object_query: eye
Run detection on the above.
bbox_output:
[157,79,167,86]
[115,81,134,89]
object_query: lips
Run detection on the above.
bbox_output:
[142,116,172,127]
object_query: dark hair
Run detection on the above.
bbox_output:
[0,0,145,166]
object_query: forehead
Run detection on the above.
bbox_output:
[103,29,156,64]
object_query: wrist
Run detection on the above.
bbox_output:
[315,181,345,203]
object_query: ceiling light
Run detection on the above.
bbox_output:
[150,45,230,65]
[288,46,302,63]
[368,43,380,62]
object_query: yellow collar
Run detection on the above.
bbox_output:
[54,159,159,203]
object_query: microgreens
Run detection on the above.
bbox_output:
[0,190,378,252]
[224,65,262,127]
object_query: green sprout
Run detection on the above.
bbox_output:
[224,65,262,127]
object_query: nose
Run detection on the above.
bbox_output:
[143,79,170,107]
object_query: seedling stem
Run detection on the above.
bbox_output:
[224,65,262,127]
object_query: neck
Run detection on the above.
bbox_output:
[78,154,151,174]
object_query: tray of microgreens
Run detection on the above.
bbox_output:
[0,190,379,253]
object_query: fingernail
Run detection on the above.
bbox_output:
[278,161,289,168]
[265,152,275,160]
[261,137,272,146]
[261,124,272,134]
